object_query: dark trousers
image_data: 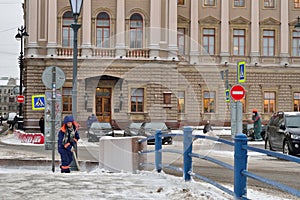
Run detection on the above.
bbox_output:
[59,149,73,173]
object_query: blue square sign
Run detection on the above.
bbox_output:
[32,95,45,110]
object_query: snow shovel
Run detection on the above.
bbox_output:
[72,150,81,171]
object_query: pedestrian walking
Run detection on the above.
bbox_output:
[87,113,98,130]
[252,109,263,141]
[203,120,213,134]
[39,116,45,134]
[57,115,80,173]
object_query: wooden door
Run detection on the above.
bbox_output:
[95,88,111,122]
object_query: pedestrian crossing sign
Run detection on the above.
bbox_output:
[32,95,45,110]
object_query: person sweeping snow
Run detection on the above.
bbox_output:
[57,115,80,173]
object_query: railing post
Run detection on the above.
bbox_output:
[183,126,193,181]
[155,130,162,173]
[234,133,248,199]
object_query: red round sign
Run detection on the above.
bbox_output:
[230,85,245,101]
[17,95,25,103]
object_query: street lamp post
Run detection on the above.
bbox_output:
[15,26,29,130]
[70,0,83,121]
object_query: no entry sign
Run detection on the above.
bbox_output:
[17,95,25,103]
[230,85,245,101]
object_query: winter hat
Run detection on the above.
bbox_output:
[63,115,74,124]
[252,108,258,113]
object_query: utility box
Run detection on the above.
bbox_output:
[99,136,146,173]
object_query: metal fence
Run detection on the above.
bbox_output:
[138,126,300,199]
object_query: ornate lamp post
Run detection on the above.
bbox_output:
[15,26,29,130]
[69,0,83,121]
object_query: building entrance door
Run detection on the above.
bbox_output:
[95,88,111,122]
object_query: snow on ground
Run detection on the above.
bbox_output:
[0,131,296,200]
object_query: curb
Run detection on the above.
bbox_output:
[0,158,99,172]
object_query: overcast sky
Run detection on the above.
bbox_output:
[0,0,23,79]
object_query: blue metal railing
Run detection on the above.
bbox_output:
[138,126,300,199]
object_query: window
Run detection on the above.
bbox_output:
[292,31,300,56]
[177,28,185,55]
[62,88,72,112]
[240,96,246,113]
[130,13,143,48]
[233,29,245,56]
[131,88,144,112]
[234,0,245,7]
[263,30,275,56]
[177,0,185,5]
[62,11,74,47]
[264,0,275,8]
[203,91,216,113]
[294,93,300,111]
[295,0,300,8]
[177,91,185,113]
[96,12,110,48]
[163,92,172,104]
[264,92,276,113]
[204,0,216,6]
[203,28,215,55]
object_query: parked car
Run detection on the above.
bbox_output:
[138,122,172,145]
[242,123,266,141]
[265,111,300,155]
[87,122,114,142]
[124,122,143,136]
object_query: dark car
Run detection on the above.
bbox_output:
[124,122,143,136]
[87,122,114,142]
[138,122,172,145]
[265,111,300,155]
[242,123,266,141]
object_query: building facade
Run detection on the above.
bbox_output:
[22,0,300,130]
[0,78,19,117]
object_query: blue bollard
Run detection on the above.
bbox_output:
[183,126,193,181]
[155,130,162,173]
[234,133,248,199]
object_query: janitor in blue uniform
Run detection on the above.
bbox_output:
[57,115,80,173]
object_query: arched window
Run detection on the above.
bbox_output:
[62,11,74,47]
[130,13,143,48]
[96,12,110,48]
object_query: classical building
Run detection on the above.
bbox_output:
[22,0,300,130]
[0,78,19,117]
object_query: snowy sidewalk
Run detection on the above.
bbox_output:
[0,132,296,200]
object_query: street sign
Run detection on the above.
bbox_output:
[230,84,245,101]
[238,61,246,83]
[32,95,46,110]
[42,66,66,89]
[225,89,230,102]
[17,95,25,103]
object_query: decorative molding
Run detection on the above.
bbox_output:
[229,16,251,25]
[259,17,281,25]
[178,15,190,24]
[199,16,220,25]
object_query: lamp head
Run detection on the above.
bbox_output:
[69,0,83,21]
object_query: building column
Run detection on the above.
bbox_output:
[168,0,178,60]
[250,0,260,64]
[220,0,230,64]
[47,0,57,57]
[280,0,289,66]
[149,0,161,59]
[81,0,92,57]
[115,0,126,57]
[189,0,199,64]
[27,0,38,57]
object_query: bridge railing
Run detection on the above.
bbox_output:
[138,126,300,199]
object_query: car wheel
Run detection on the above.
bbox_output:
[88,138,93,142]
[283,140,292,155]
